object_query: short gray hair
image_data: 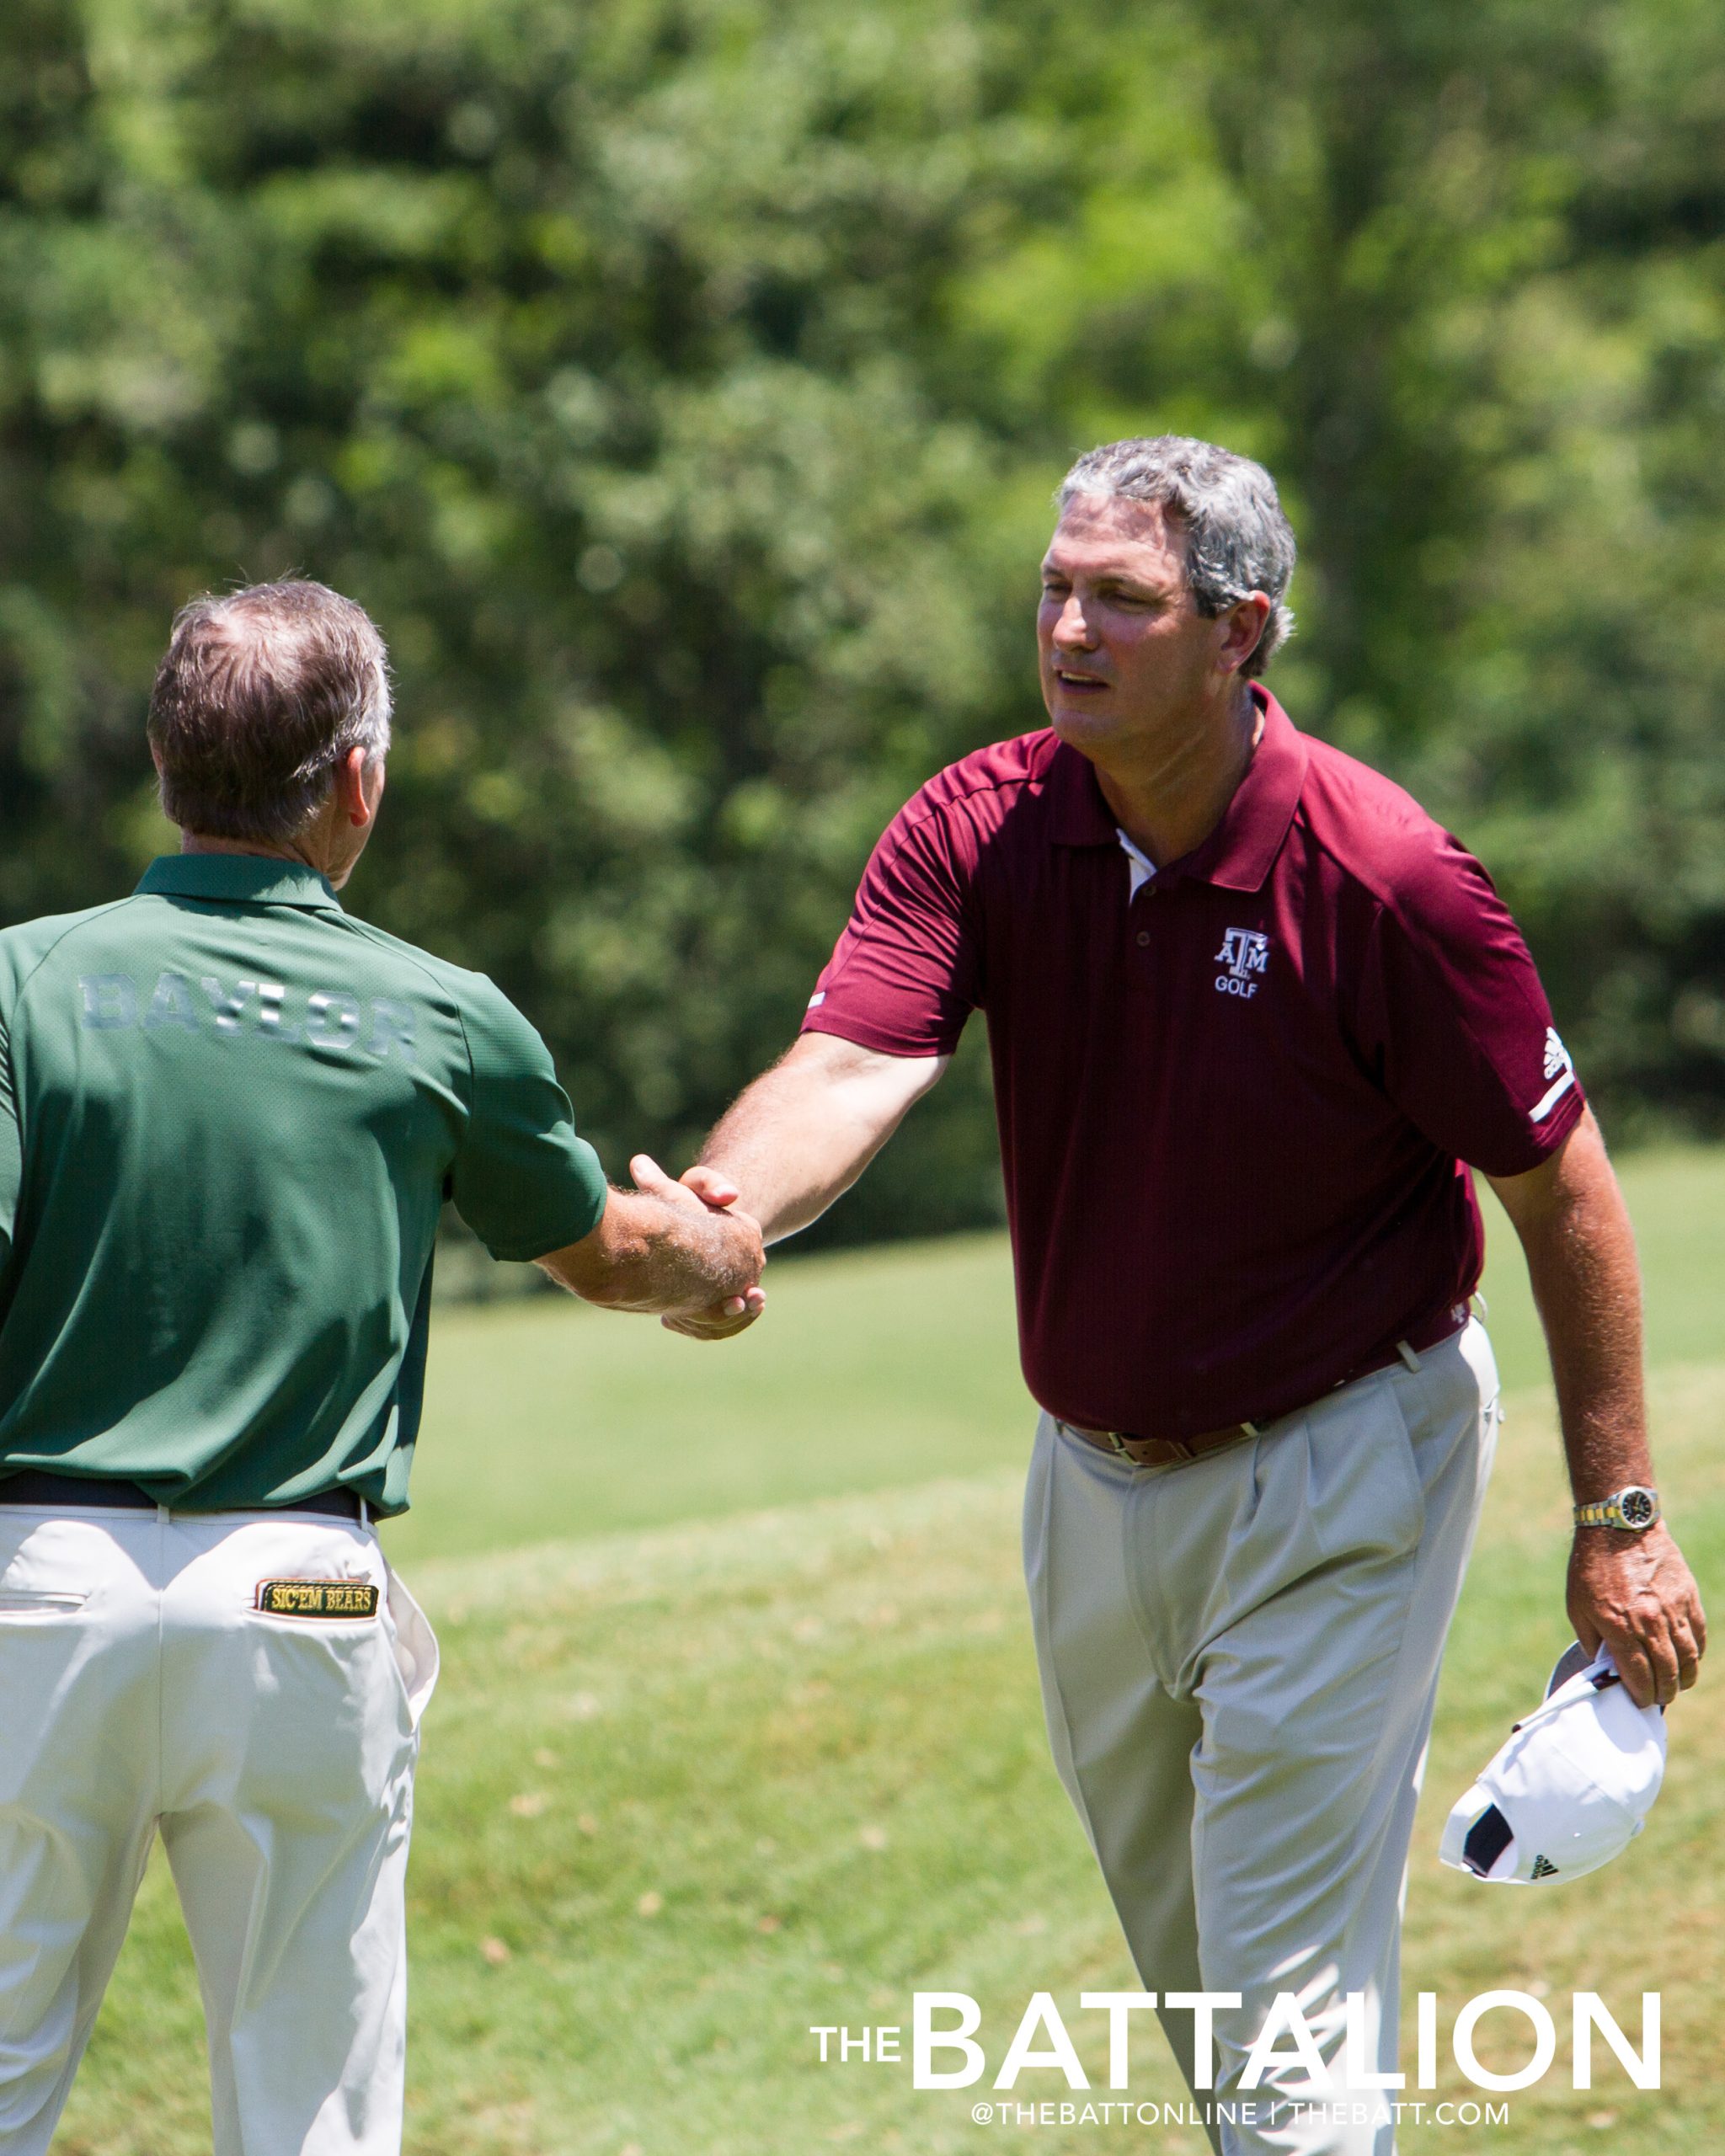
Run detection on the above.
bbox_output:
[148,580,392,845]
[1055,435,1297,670]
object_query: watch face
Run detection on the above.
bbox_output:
[1621,1489,1656,1528]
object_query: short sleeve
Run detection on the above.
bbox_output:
[800,797,980,1056]
[1354,832,1585,1177]
[450,979,610,1262]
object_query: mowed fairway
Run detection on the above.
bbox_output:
[56,1150,1725,2155]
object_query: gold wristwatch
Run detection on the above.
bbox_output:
[1573,1486,1661,1532]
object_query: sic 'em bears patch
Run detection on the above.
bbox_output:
[255,1579,381,1619]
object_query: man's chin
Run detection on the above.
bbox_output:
[1047,702,1119,754]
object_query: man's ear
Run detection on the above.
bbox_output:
[1218,593,1272,675]
[339,745,383,828]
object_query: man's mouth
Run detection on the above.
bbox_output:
[1053,669,1108,691]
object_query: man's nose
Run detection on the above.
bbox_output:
[1051,595,1097,648]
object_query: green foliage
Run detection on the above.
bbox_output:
[3,0,1723,1238]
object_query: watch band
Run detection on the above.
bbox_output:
[1573,1486,1661,1532]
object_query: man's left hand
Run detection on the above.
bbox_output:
[1567,1522,1706,1709]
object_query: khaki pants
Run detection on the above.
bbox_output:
[0,1504,439,2155]
[1023,1321,1500,2156]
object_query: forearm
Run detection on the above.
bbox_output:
[1488,1109,1705,1705]
[697,1075,879,1243]
[698,1035,943,1244]
[1514,1166,1651,1501]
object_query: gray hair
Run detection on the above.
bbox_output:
[148,580,392,845]
[1055,435,1297,670]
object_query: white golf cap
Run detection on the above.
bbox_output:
[1439,1644,1666,1886]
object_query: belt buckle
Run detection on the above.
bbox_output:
[1102,1430,1137,1462]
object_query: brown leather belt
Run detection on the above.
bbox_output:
[1057,1419,1258,1470]
[1057,1307,1471,1470]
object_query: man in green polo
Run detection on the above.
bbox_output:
[0,579,762,2155]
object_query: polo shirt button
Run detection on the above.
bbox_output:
[1136,930,1151,947]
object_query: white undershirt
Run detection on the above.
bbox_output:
[1116,827,1158,899]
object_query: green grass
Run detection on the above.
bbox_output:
[386,1233,1029,1566]
[386,1145,1725,1567]
[51,1145,1725,2154]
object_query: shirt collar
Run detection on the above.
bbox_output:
[1046,686,1309,894]
[135,854,344,910]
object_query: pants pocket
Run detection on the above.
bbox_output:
[382,1560,440,1731]
[0,1588,88,1613]
[1307,1372,1427,1566]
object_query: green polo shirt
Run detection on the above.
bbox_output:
[0,854,609,1513]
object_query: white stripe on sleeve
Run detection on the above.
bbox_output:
[1529,1068,1577,1124]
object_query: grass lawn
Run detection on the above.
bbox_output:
[383,1145,1723,1567]
[52,1147,1725,2155]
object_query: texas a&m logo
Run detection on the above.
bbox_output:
[1215,926,1270,999]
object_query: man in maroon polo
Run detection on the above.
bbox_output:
[671,436,1704,2154]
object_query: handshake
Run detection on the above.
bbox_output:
[538,1033,932,1340]
[536,1151,768,1342]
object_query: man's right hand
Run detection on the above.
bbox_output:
[632,1156,767,1339]
[534,1155,765,1328]
[679,1166,742,1208]
[644,1162,763,1338]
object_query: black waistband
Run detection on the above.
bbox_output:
[0,1469,364,1519]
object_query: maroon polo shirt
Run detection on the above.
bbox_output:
[802,689,1585,1440]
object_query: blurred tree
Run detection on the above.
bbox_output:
[0,0,1037,1243]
